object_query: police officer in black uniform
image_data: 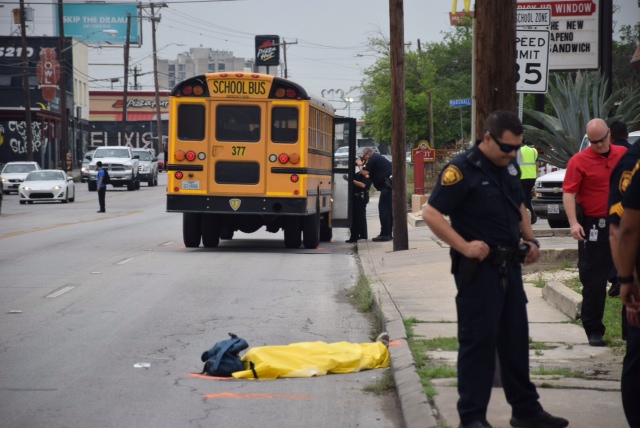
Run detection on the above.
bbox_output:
[357,147,393,242]
[345,167,371,243]
[423,110,568,428]
[613,144,640,428]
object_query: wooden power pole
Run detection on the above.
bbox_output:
[474,0,518,138]
[389,0,408,251]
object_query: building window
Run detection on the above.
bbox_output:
[218,63,225,71]
[208,63,215,72]
[178,64,185,71]
[168,64,175,72]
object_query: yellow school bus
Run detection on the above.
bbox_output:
[166,72,356,249]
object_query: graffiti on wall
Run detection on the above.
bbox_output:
[2,121,50,155]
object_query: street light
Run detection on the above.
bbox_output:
[344,97,354,117]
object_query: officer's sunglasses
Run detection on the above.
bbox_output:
[589,131,609,144]
[489,133,522,153]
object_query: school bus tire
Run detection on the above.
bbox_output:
[302,211,320,249]
[201,214,221,248]
[320,215,332,242]
[283,217,302,249]
[183,213,202,248]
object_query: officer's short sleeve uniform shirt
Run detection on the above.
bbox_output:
[608,142,640,225]
[363,153,392,189]
[428,144,523,248]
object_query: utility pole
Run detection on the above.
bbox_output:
[151,3,163,156]
[122,13,131,146]
[473,0,517,138]
[281,39,297,79]
[389,0,408,251]
[57,0,68,169]
[19,0,34,161]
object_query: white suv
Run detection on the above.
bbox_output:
[132,149,158,187]
[532,131,640,228]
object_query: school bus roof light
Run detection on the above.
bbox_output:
[286,88,297,99]
[175,150,185,161]
[181,85,193,96]
[185,150,197,161]
[192,85,204,96]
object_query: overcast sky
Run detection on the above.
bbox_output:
[1,0,638,120]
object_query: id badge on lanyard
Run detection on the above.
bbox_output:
[589,225,598,242]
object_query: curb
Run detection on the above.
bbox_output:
[371,278,438,428]
[542,281,582,320]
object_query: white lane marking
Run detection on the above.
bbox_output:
[161,241,173,246]
[116,258,135,265]
[47,286,75,298]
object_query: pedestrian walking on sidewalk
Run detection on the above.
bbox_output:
[96,161,107,213]
[563,118,627,347]
[422,110,568,428]
[357,147,393,242]
[612,142,640,428]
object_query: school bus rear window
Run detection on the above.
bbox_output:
[216,105,261,142]
[272,107,298,143]
[177,104,205,141]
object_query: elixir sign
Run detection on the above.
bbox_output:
[517,0,599,70]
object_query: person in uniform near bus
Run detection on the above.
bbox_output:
[345,166,371,243]
[563,118,627,347]
[356,147,393,242]
[517,143,538,224]
[422,110,568,428]
[616,157,640,428]
[607,120,632,298]
[96,161,106,213]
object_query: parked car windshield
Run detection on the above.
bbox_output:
[26,171,64,181]
[3,164,38,173]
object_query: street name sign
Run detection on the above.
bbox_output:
[449,98,471,108]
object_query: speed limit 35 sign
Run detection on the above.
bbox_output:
[516,29,550,93]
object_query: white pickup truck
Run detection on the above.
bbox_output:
[87,146,140,191]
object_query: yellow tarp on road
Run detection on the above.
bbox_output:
[232,341,390,379]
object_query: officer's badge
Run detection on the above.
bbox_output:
[508,164,518,176]
[619,171,633,194]
[229,198,241,211]
[441,165,463,186]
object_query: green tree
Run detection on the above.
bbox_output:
[359,26,472,149]
[612,23,640,96]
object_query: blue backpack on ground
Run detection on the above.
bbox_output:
[200,333,248,377]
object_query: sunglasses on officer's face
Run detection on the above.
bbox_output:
[489,133,522,153]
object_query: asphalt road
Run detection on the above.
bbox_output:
[0,175,401,428]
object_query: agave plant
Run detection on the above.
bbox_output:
[523,71,640,168]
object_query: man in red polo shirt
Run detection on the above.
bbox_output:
[563,118,627,346]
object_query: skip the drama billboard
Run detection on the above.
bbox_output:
[255,35,280,67]
[55,3,141,46]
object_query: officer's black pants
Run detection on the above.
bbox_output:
[378,186,392,237]
[349,197,368,240]
[622,322,640,427]
[454,260,542,425]
[578,238,612,338]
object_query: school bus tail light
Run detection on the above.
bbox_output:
[185,150,197,161]
[175,150,185,161]
[289,153,300,164]
[290,174,299,183]
[175,171,184,179]
[278,153,289,164]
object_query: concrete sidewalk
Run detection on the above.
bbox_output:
[355,199,627,428]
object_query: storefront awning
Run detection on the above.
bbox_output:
[114,112,157,121]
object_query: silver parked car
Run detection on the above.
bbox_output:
[1,161,41,194]
[19,170,76,204]
[132,149,159,186]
